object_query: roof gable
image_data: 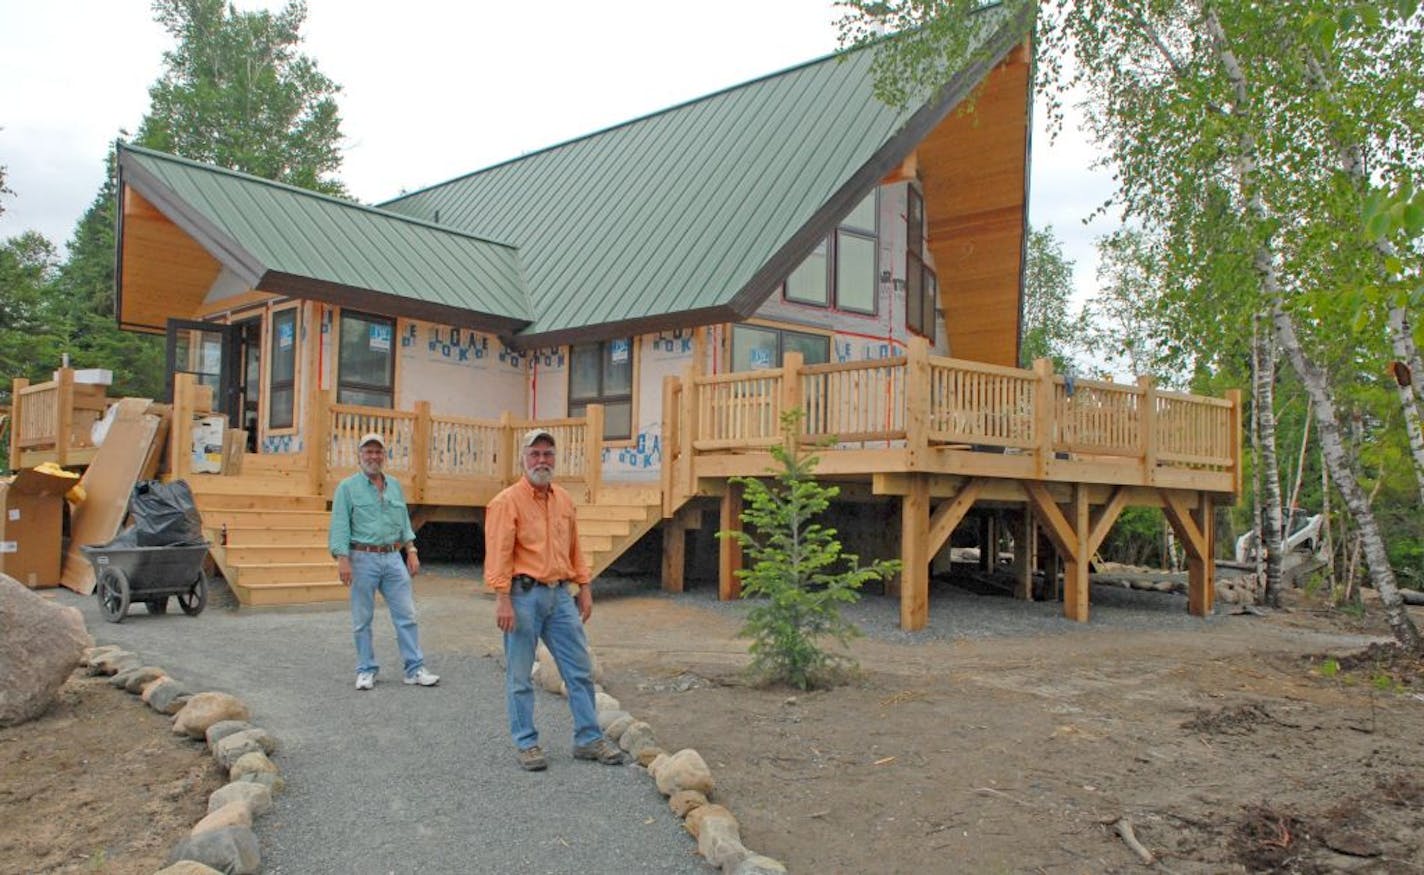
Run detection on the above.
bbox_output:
[117,144,533,331]
[381,5,1030,346]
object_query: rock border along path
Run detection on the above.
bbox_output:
[56,585,716,874]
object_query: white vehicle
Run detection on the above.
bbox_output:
[1234,513,1325,564]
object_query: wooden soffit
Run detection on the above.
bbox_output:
[919,40,1032,367]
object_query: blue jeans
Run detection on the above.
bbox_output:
[349,551,424,677]
[504,583,600,750]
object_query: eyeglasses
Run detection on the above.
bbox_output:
[526,449,556,460]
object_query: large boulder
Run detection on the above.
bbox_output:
[166,825,260,875]
[654,748,716,797]
[0,574,92,727]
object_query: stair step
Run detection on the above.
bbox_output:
[185,473,314,496]
[573,504,651,522]
[576,518,633,537]
[194,493,326,511]
[235,581,348,606]
[199,508,331,527]
[219,526,329,546]
[238,453,306,473]
[579,534,614,553]
[234,562,338,586]
[224,544,331,564]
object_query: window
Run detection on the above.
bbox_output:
[780,190,879,315]
[267,308,298,430]
[338,311,395,408]
[569,338,633,440]
[730,324,830,371]
[907,186,924,258]
[906,252,938,344]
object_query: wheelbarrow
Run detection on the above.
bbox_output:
[81,542,211,623]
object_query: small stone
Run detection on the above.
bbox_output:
[594,691,621,712]
[146,680,192,715]
[637,746,666,768]
[655,748,715,797]
[686,804,747,868]
[229,751,278,782]
[166,825,260,875]
[235,770,286,794]
[669,790,708,817]
[209,782,272,816]
[205,720,256,750]
[730,854,788,874]
[154,862,224,875]
[597,709,631,732]
[123,666,167,693]
[604,714,636,741]
[214,729,278,769]
[173,692,250,738]
[81,645,120,666]
[618,720,659,759]
[191,801,253,835]
[648,752,669,780]
[92,650,140,676]
[110,667,144,688]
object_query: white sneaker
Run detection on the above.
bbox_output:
[403,667,439,687]
[355,671,375,691]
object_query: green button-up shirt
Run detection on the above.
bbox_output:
[328,470,416,557]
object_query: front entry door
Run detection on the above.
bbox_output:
[165,319,242,423]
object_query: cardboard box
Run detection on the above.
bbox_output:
[191,415,227,474]
[0,468,75,588]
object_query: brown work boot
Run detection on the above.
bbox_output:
[516,746,548,771]
[572,737,627,765]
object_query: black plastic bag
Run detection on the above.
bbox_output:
[129,480,205,547]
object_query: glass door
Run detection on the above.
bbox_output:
[165,319,241,423]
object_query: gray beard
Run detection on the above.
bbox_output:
[526,467,553,487]
[360,460,383,477]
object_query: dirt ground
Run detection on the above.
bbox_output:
[3,582,1422,874]
[0,673,221,875]
[595,586,1424,874]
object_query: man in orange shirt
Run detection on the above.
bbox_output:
[484,429,626,771]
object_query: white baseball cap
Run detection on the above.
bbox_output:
[359,432,386,449]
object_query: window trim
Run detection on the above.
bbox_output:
[335,309,397,409]
[567,337,638,445]
[906,251,937,345]
[729,320,833,372]
[779,189,879,317]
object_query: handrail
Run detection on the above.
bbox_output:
[9,368,109,469]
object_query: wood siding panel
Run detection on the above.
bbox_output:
[120,188,224,330]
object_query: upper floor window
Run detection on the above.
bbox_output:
[781,190,878,315]
[569,338,633,440]
[338,311,395,408]
[906,252,938,344]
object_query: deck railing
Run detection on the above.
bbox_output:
[674,336,1241,495]
[8,368,110,469]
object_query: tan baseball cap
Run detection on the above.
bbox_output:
[520,428,555,449]
[359,432,386,449]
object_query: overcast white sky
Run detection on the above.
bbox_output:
[0,0,1115,302]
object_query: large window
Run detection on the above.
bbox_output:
[338,311,395,408]
[267,307,298,430]
[781,190,879,315]
[730,324,830,372]
[569,338,633,440]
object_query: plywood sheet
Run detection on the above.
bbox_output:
[59,399,163,594]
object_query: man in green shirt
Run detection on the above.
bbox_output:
[329,433,439,691]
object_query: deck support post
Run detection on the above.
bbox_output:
[1024,481,1090,622]
[1012,505,1035,600]
[900,474,930,631]
[585,403,604,504]
[1162,489,1216,617]
[661,510,687,593]
[661,375,679,517]
[9,378,28,470]
[54,368,74,468]
[412,400,431,503]
[718,481,743,601]
[306,388,331,497]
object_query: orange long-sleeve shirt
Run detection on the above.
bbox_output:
[483,477,591,594]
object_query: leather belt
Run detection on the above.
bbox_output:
[513,574,566,591]
[350,543,403,553]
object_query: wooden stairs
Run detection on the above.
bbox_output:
[189,455,343,606]
[188,459,667,606]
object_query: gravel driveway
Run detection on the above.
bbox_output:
[54,574,711,875]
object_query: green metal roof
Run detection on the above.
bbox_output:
[381,6,1029,346]
[117,144,533,332]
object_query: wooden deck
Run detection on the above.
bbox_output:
[7,347,1240,626]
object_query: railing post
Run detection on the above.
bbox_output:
[904,336,930,468]
[412,400,431,503]
[584,404,604,503]
[1032,358,1056,478]
[680,366,698,503]
[170,372,195,480]
[54,367,74,467]
[306,389,330,497]
[780,351,803,448]
[1137,375,1157,484]
[9,378,28,470]
[498,411,515,485]
[661,375,678,518]
[1226,388,1243,497]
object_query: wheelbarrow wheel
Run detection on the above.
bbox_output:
[146,598,169,615]
[97,567,131,623]
[178,570,208,617]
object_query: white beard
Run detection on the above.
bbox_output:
[360,459,383,477]
[526,466,553,487]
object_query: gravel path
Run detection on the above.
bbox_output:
[54,583,711,875]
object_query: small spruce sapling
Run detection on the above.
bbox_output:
[719,411,900,689]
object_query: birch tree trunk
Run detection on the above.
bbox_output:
[1387,306,1424,506]
[1254,311,1285,605]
